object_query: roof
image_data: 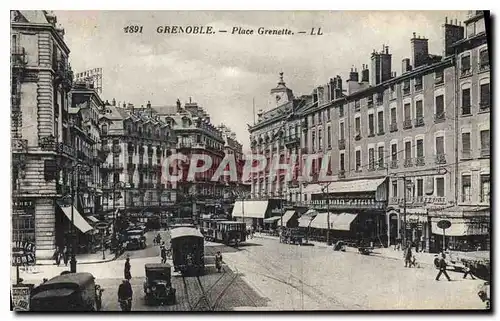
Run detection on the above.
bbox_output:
[145,263,171,269]
[170,227,204,239]
[304,178,386,194]
[19,10,49,24]
[152,105,178,115]
[31,288,75,300]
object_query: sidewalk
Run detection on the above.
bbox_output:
[36,248,119,266]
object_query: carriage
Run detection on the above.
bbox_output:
[170,227,205,276]
[279,228,304,245]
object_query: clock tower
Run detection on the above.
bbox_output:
[269,72,294,109]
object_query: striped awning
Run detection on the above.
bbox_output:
[310,212,339,229]
[58,204,93,234]
[280,210,296,226]
[331,213,357,231]
[264,216,282,224]
[86,216,99,223]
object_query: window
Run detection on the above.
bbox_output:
[355,150,361,171]
[378,146,384,168]
[327,108,331,121]
[339,105,344,117]
[480,49,489,68]
[403,80,410,94]
[367,95,374,106]
[416,179,424,197]
[436,136,444,155]
[461,55,471,75]
[462,88,471,114]
[415,100,423,118]
[368,148,375,169]
[436,177,445,197]
[318,128,323,150]
[368,114,375,135]
[340,122,345,140]
[480,174,490,202]
[461,175,471,202]
[311,114,315,126]
[101,124,108,135]
[435,95,445,120]
[392,180,398,197]
[435,70,444,84]
[415,76,423,91]
[416,139,424,157]
[355,117,361,134]
[480,82,490,108]
[340,153,345,171]
[327,128,331,148]
[354,100,360,111]
[390,108,397,125]
[312,131,316,151]
[404,103,411,124]
[405,141,412,160]
[377,111,384,134]
[462,132,471,158]
[480,130,490,157]
[391,143,397,161]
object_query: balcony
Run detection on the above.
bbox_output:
[461,149,472,160]
[11,47,27,68]
[403,87,410,96]
[338,169,345,179]
[11,138,28,153]
[414,84,423,92]
[435,77,444,86]
[338,139,345,150]
[414,116,424,127]
[480,148,490,158]
[479,63,490,72]
[354,133,361,141]
[377,129,385,136]
[435,154,446,164]
[403,119,412,130]
[415,156,425,166]
[404,158,413,168]
[434,113,445,123]
[284,135,300,146]
[460,68,472,77]
[390,159,398,169]
[368,163,376,172]
[389,123,398,132]
[479,101,490,112]
[390,196,447,206]
[377,162,385,170]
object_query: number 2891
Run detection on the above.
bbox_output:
[124,26,143,33]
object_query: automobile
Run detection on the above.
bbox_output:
[170,227,205,276]
[125,228,146,250]
[30,272,102,311]
[143,263,176,305]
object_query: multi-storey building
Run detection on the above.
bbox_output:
[10,11,107,259]
[98,100,177,219]
[246,12,490,251]
[152,99,231,219]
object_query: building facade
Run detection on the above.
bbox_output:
[247,12,490,252]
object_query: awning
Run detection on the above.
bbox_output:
[331,213,358,231]
[280,210,296,226]
[232,201,269,219]
[264,216,282,224]
[431,218,489,236]
[298,210,318,228]
[310,212,340,229]
[86,216,99,223]
[58,204,93,234]
[305,178,386,195]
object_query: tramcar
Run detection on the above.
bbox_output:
[214,221,247,246]
[170,227,205,276]
[201,218,227,241]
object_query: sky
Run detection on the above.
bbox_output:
[54,10,468,151]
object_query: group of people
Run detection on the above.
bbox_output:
[394,235,425,253]
[53,246,69,266]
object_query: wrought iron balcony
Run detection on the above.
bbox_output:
[435,154,446,164]
[390,159,398,169]
[414,116,424,127]
[338,139,345,150]
[434,113,445,123]
[480,148,490,158]
[338,169,345,179]
[415,156,425,166]
[461,149,472,160]
[479,101,490,112]
[404,158,413,168]
[403,119,412,130]
[389,123,398,132]
[11,47,27,67]
[355,133,361,141]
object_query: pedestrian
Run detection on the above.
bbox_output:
[415,239,419,253]
[435,252,452,281]
[404,242,412,268]
[124,257,131,280]
[54,248,61,266]
[117,279,133,311]
[463,265,476,280]
[63,246,69,266]
[161,246,167,264]
[420,235,425,253]
[395,237,401,251]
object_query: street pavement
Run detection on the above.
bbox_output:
[14,230,487,311]
[222,237,487,310]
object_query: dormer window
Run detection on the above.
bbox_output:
[461,54,471,76]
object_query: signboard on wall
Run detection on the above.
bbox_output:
[12,285,33,311]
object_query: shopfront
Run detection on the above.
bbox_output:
[12,199,36,244]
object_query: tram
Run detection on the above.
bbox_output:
[170,227,205,276]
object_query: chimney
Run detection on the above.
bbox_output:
[442,17,465,57]
[361,64,369,83]
[334,75,343,99]
[349,67,359,82]
[112,98,116,106]
[411,33,429,68]
[371,46,392,85]
[105,100,109,105]
[402,58,412,74]
[147,100,151,109]
[176,99,182,112]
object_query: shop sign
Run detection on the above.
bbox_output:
[12,285,32,311]
[12,200,35,210]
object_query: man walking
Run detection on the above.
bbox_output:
[435,252,452,281]
[404,242,412,268]
[420,235,425,252]
[463,265,476,280]
[160,246,167,264]
[117,279,133,311]
[124,257,132,281]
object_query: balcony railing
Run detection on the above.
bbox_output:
[415,156,425,166]
[435,154,446,164]
[354,133,361,141]
[11,139,28,153]
[338,139,345,150]
[403,87,410,96]
[390,159,398,169]
[434,113,445,123]
[390,196,447,205]
[389,123,398,132]
[377,162,385,170]
[480,148,490,158]
[284,135,300,146]
[338,169,345,179]
[11,47,27,67]
[461,149,471,159]
[414,116,424,127]
[404,158,413,168]
[368,163,376,172]
[479,101,490,112]
[403,119,412,129]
